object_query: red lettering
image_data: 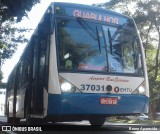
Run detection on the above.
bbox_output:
[104,16,111,22]
[113,18,119,24]
[98,15,102,21]
[106,77,114,81]
[73,10,119,24]
[89,76,105,81]
[91,13,97,20]
[115,77,129,83]
[85,12,90,19]
[73,10,81,17]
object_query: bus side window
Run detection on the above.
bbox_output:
[16,65,20,89]
[7,79,11,93]
[37,19,51,88]
[39,40,47,83]
[17,62,23,88]
[32,37,38,80]
[22,50,30,84]
[31,22,50,113]
[21,60,26,87]
[39,36,50,89]
[8,70,16,97]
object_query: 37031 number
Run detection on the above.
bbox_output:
[80,84,105,91]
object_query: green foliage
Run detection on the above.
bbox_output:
[0,0,39,64]
[134,0,160,49]
[0,0,39,85]
[0,82,6,88]
[147,48,160,101]
[0,0,40,22]
[0,21,29,65]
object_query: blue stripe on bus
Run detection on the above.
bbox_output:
[47,93,149,115]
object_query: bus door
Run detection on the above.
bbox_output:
[32,14,51,114]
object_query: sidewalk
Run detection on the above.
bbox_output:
[0,115,7,122]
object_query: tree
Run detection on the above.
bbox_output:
[0,0,40,84]
[0,19,30,84]
[0,21,28,65]
[146,46,160,119]
[0,0,40,22]
[132,0,160,119]
[134,0,160,80]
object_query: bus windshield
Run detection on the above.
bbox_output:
[56,18,143,75]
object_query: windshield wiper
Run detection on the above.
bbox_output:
[96,26,101,54]
[108,28,113,55]
[77,18,97,40]
[77,18,102,54]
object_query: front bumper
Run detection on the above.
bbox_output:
[48,93,149,115]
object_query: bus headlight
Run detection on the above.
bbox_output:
[59,76,78,93]
[132,81,145,95]
[61,82,72,92]
[138,86,145,94]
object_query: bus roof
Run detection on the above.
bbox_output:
[52,2,129,18]
[51,2,133,26]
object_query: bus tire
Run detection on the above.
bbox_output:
[89,118,105,127]
[26,115,36,125]
[26,115,45,125]
[6,103,14,124]
[7,116,20,124]
[13,118,20,124]
[7,106,20,124]
[7,117,14,124]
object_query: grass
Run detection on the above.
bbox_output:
[107,118,160,125]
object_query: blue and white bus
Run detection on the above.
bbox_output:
[5,2,149,126]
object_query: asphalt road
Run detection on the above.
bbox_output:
[0,116,160,134]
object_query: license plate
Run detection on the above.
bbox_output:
[100,97,118,105]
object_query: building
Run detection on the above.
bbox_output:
[0,89,6,115]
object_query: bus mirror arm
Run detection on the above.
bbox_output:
[108,28,113,55]
[96,26,101,54]
[47,5,54,34]
[138,54,142,69]
[134,53,142,70]
[50,14,54,34]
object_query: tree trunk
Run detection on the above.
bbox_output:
[149,102,157,120]
[154,26,160,79]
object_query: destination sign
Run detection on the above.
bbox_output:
[73,10,119,24]
[54,5,131,25]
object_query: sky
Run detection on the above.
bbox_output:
[1,0,108,82]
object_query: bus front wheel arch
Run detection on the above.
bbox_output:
[89,117,106,127]
[26,115,46,125]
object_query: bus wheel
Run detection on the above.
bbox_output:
[26,115,45,125]
[7,117,14,123]
[7,117,20,124]
[7,103,13,123]
[14,118,20,124]
[89,118,105,127]
[26,115,37,125]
